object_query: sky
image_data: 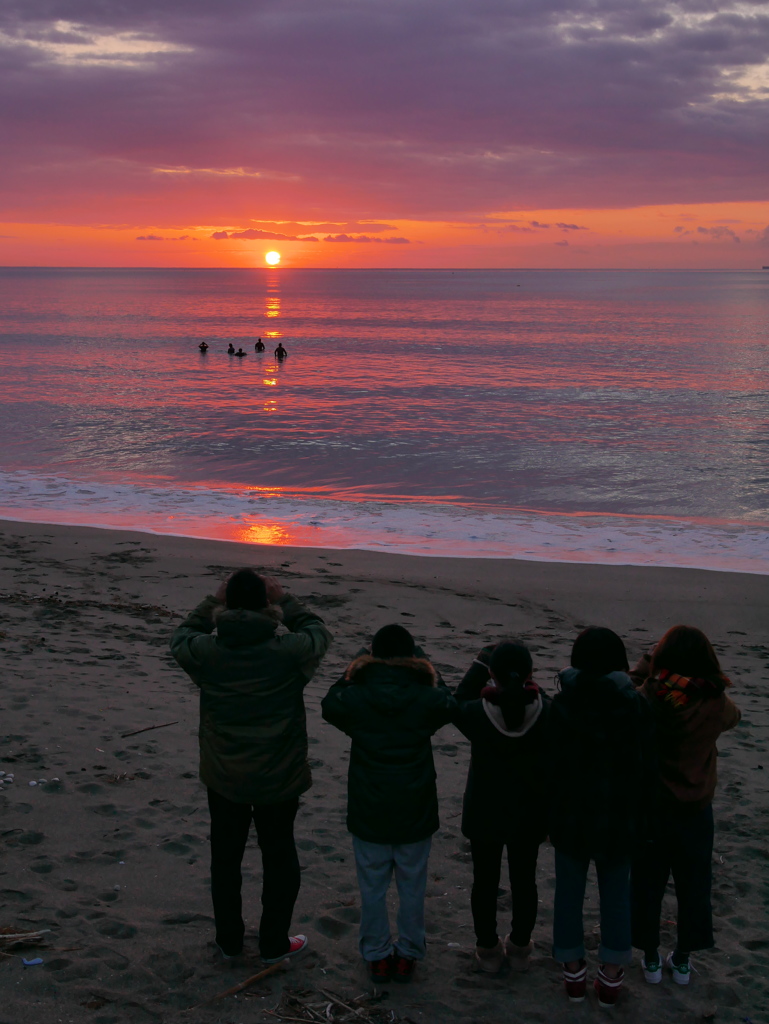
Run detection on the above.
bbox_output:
[1,0,769,269]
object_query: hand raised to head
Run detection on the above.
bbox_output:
[262,575,285,604]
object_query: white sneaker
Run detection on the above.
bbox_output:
[641,956,662,984]
[665,951,691,985]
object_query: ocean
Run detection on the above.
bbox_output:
[0,267,767,571]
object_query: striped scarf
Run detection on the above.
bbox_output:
[651,669,726,708]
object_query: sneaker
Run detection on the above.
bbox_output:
[641,956,662,984]
[666,951,691,986]
[392,954,417,982]
[475,940,505,974]
[261,934,308,964]
[563,961,587,1002]
[504,935,533,973]
[215,940,243,960]
[369,955,394,982]
[594,965,624,1008]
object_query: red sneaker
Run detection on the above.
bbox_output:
[369,955,394,982]
[262,934,308,964]
[563,961,587,1002]
[594,965,624,1008]
[392,955,417,982]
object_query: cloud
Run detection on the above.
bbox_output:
[135,233,193,240]
[696,225,741,242]
[555,222,588,231]
[554,239,570,246]
[1,0,768,229]
[211,228,319,241]
[323,234,410,243]
[529,221,551,229]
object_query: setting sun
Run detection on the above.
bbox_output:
[265,251,281,266]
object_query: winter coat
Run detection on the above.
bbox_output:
[631,653,741,809]
[170,594,332,804]
[452,647,550,842]
[548,668,656,862]
[321,651,457,844]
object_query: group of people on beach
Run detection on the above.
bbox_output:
[198,338,288,360]
[170,570,740,1008]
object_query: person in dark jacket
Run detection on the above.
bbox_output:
[630,625,741,986]
[453,641,550,974]
[549,627,656,1008]
[321,624,456,982]
[170,569,332,963]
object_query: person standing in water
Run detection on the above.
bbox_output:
[199,342,209,352]
[275,342,288,360]
[227,343,235,354]
[255,338,265,352]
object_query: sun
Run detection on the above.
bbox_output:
[265,251,281,266]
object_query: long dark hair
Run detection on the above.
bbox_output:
[650,625,728,685]
[486,642,536,731]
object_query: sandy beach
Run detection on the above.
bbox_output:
[0,519,767,1024]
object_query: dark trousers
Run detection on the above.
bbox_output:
[631,801,714,954]
[207,788,300,959]
[469,836,542,948]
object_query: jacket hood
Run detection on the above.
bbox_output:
[483,692,543,737]
[214,604,283,647]
[344,655,438,716]
[345,654,438,686]
[559,667,634,696]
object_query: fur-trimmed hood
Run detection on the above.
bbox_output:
[345,654,438,687]
[213,603,284,648]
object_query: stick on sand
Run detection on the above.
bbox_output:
[120,721,178,738]
[185,958,288,1011]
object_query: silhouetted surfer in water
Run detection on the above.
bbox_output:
[255,338,265,352]
[199,342,209,353]
[275,342,288,360]
[227,343,235,354]
[234,347,247,357]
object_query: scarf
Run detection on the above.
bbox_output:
[650,669,727,709]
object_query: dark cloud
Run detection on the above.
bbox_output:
[697,225,741,242]
[1,0,768,224]
[555,222,588,231]
[136,233,193,240]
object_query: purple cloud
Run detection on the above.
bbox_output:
[1,0,768,226]
[212,228,319,241]
[697,225,741,242]
[323,234,410,244]
[136,233,193,240]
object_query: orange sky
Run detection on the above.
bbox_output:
[2,201,768,269]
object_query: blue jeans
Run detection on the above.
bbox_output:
[352,836,431,961]
[553,849,632,965]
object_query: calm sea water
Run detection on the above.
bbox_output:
[0,267,767,570]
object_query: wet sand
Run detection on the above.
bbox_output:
[0,520,767,1024]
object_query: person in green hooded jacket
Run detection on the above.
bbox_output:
[170,569,332,963]
[321,624,457,983]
